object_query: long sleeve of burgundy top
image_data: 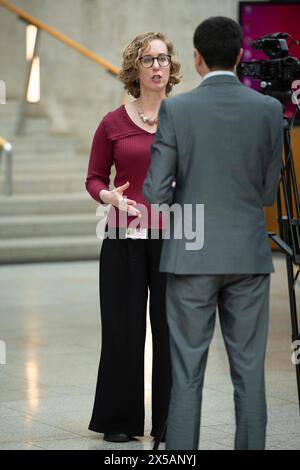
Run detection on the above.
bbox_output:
[85,105,165,229]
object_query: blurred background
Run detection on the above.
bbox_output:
[1,0,238,264]
[1,0,299,264]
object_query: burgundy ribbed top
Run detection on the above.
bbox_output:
[85,105,165,228]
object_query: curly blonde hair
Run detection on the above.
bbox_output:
[118,32,181,98]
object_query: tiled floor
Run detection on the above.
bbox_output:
[0,254,299,450]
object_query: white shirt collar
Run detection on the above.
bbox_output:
[201,70,236,84]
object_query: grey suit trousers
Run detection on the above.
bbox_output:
[165,273,270,450]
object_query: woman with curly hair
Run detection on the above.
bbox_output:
[85,32,181,443]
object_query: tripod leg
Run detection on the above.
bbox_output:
[285,254,300,412]
[152,413,168,450]
[276,121,300,412]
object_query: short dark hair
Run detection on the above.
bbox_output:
[193,16,243,70]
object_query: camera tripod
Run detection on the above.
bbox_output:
[269,115,300,412]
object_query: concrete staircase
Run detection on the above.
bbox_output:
[0,100,101,263]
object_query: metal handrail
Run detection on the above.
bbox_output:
[0,0,120,76]
[0,136,13,196]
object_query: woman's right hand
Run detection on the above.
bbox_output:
[99,182,141,218]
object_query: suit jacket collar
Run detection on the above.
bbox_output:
[199,74,241,87]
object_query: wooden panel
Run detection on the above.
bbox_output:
[265,127,300,249]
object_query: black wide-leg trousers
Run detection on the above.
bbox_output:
[89,231,171,437]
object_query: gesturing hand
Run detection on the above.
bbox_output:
[99,182,141,218]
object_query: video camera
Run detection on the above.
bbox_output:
[237,32,300,106]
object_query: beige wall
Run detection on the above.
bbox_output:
[0,0,264,151]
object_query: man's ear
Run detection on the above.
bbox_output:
[236,48,244,66]
[194,48,202,67]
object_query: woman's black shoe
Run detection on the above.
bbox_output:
[103,433,131,443]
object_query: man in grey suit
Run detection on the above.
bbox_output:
[143,17,283,450]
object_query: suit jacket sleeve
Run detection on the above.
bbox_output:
[143,99,178,205]
[262,100,283,206]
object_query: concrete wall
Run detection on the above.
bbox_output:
[0,0,264,151]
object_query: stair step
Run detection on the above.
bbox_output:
[0,235,100,263]
[0,214,99,238]
[11,156,87,166]
[0,117,17,127]
[13,134,77,145]
[11,168,87,177]
[11,162,88,175]
[13,150,77,159]
[23,117,50,134]
[12,153,85,162]
[3,135,79,159]
[4,170,87,179]
[0,118,50,137]
[0,193,98,215]
[0,108,50,139]
[0,125,16,141]
[0,174,86,194]
[0,102,20,121]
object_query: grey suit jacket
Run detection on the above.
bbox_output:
[143,75,283,274]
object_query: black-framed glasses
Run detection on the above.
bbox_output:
[139,54,171,68]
